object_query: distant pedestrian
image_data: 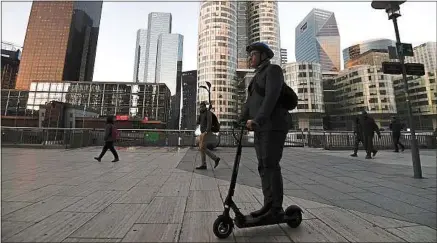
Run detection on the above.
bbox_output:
[389,116,405,152]
[195,101,220,170]
[351,117,363,157]
[360,111,381,159]
[94,116,119,162]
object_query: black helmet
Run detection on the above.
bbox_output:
[246,42,274,59]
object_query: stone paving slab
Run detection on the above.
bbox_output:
[179,147,437,228]
[1,147,436,242]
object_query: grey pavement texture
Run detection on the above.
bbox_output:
[0,146,435,242]
[179,147,437,229]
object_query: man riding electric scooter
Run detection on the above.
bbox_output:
[240,42,290,223]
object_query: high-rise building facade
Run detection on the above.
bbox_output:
[144,12,172,83]
[1,42,21,89]
[156,33,183,129]
[133,29,148,83]
[197,1,238,129]
[405,42,437,72]
[345,49,391,68]
[156,34,183,95]
[334,65,397,129]
[342,39,396,68]
[181,70,197,130]
[283,62,324,130]
[247,1,281,65]
[15,1,103,90]
[237,1,249,69]
[280,48,288,65]
[295,8,340,72]
[393,72,437,130]
[198,0,281,128]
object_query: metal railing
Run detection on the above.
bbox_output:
[1,127,436,150]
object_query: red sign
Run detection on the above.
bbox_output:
[116,115,129,121]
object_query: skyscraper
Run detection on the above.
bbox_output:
[144,12,172,83]
[156,34,183,95]
[237,1,249,69]
[280,48,288,65]
[247,1,281,65]
[15,1,102,90]
[133,29,148,83]
[197,1,238,128]
[181,70,197,130]
[342,39,396,68]
[198,0,281,128]
[156,33,183,129]
[1,42,21,89]
[295,8,340,72]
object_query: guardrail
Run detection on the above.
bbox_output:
[1,127,435,150]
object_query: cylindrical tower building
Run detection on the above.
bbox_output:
[197,0,238,129]
[247,1,281,65]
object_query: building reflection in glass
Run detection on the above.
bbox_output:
[26,81,171,124]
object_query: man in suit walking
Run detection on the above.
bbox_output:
[240,42,290,222]
[360,111,381,159]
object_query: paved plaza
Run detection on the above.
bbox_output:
[1,146,436,242]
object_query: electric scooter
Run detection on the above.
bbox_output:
[213,123,303,239]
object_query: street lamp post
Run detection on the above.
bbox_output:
[372,1,422,178]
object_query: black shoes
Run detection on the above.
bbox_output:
[94,157,101,162]
[214,158,221,168]
[253,207,285,223]
[372,150,378,157]
[196,165,207,170]
[350,153,358,157]
[112,158,119,162]
[250,203,272,218]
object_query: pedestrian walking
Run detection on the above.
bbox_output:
[359,111,381,159]
[389,116,405,152]
[195,101,220,170]
[351,116,364,157]
[94,116,119,162]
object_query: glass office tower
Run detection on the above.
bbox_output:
[133,29,148,83]
[16,1,103,90]
[144,12,172,83]
[295,8,340,72]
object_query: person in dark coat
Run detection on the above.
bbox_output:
[195,101,220,170]
[240,42,291,222]
[351,116,364,157]
[389,116,405,152]
[94,116,119,162]
[359,111,381,159]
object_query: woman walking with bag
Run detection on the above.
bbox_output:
[94,116,120,162]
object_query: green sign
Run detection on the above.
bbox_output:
[144,132,160,142]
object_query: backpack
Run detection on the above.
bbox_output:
[253,82,298,111]
[111,125,119,140]
[210,111,220,133]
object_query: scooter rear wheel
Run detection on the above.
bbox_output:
[213,215,234,239]
[285,205,303,228]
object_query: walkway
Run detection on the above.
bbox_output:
[1,147,436,242]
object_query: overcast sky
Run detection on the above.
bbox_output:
[2,0,436,82]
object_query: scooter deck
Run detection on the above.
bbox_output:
[234,214,291,228]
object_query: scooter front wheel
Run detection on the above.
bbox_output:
[285,205,303,228]
[213,215,234,239]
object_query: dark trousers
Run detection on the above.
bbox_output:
[363,135,376,156]
[98,141,119,159]
[392,133,405,151]
[353,136,362,154]
[254,131,287,209]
